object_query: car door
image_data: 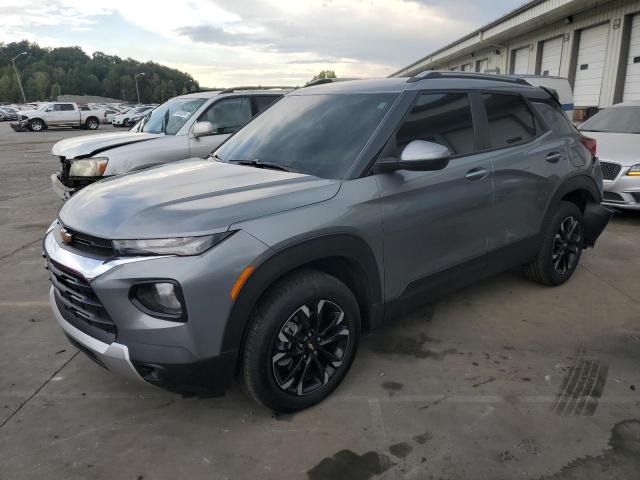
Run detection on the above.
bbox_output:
[58,104,77,125]
[375,91,494,302]
[188,96,252,158]
[480,92,570,256]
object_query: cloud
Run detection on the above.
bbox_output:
[0,0,526,86]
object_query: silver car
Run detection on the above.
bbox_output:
[43,73,611,412]
[579,101,640,210]
[50,89,287,199]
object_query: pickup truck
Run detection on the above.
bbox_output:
[11,102,103,132]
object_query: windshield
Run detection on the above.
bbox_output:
[580,107,640,134]
[136,97,206,135]
[214,93,398,178]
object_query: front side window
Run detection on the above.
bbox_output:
[215,93,398,179]
[396,93,476,156]
[137,97,206,135]
[580,107,640,134]
[483,94,537,148]
[199,97,252,134]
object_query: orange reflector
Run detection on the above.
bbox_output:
[98,160,108,174]
[230,265,255,300]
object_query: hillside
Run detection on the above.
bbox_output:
[0,41,200,104]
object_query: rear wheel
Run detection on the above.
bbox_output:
[85,117,99,130]
[524,201,585,286]
[240,270,360,412]
[29,119,44,132]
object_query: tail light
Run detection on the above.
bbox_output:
[581,136,597,157]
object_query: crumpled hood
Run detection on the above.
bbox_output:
[583,132,640,166]
[51,132,163,159]
[59,159,341,238]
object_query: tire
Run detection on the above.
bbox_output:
[85,117,99,130]
[524,201,585,286]
[29,119,44,132]
[240,269,361,412]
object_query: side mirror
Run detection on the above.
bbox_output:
[374,140,451,173]
[192,121,214,138]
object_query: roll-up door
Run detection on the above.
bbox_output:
[623,14,640,102]
[540,37,563,76]
[573,23,610,107]
[512,47,530,74]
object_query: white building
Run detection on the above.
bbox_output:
[392,0,640,119]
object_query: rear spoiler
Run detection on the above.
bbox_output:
[537,86,574,112]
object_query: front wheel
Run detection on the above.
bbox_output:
[240,270,361,412]
[524,201,585,286]
[29,119,44,132]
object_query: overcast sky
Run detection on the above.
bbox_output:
[0,0,526,87]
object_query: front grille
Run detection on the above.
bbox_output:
[48,259,117,343]
[63,227,115,257]
[600,161,622,180]
[603,192,624,203]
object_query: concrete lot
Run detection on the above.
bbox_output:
[0,122,639,480]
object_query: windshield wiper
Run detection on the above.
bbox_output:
[161,110,170,134]
[233,159,293,172]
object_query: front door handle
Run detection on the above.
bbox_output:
[546,152,563,163]
[465,167,489,181]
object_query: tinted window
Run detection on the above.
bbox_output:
[215,93,397,179]
[200,97,252,134]
[253,95,280,113]
[55,104,75,111]
[396,93,475,155]
[483,94,536,148]
[532,102,575,136]
[580,107,640,134]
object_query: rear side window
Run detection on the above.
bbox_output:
[396,93,476,156]
[253,95,280,113]
[60,104,75,111]
[532,102,575,136]
[482,94,536,148]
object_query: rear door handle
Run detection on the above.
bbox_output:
[465,167,489,181]
[546,152,563,163]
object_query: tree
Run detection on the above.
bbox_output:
[311,70,337,81]
[0,40,200,103]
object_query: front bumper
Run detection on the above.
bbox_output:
[49,287,144,382]
[43,226,270,396]
[10,121,28,132]
[50,173,76,200]
[602,165,640,210]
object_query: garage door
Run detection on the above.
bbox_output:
[573,23,610,107]
[540,37,563,76]
[623,14,640,102]
[476,58,489,73]
[512,47,530,74]
[461,63,472,71]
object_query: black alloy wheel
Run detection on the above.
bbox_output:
[272,299,350,396]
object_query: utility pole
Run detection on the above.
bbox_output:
[134,73,145,104]
[121,90,126,102]
[11,52,28,104]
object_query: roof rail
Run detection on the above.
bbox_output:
[219,86,294,94]
[407,70,530,85]
[303,77,358,87]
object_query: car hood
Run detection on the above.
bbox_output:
[580,131,640,166]
[58,159,341,239]
[51,132,163,159]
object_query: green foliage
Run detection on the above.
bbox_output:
[0,40,199,103]
[311,70,337,81]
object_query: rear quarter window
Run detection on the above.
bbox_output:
[482,93,537,148]
[532,102,576,136]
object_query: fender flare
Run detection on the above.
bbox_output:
[220,233,384,355]
[541,174,601,223]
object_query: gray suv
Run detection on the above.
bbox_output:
[43,72,611,412]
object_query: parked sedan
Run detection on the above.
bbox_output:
[579,101,640,210]
[0,106,19,121]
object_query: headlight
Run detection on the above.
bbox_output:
[69,157,109,177]
[113,232,234,256]
[627,165,640,176]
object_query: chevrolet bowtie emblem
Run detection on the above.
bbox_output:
[60,227,73,245]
